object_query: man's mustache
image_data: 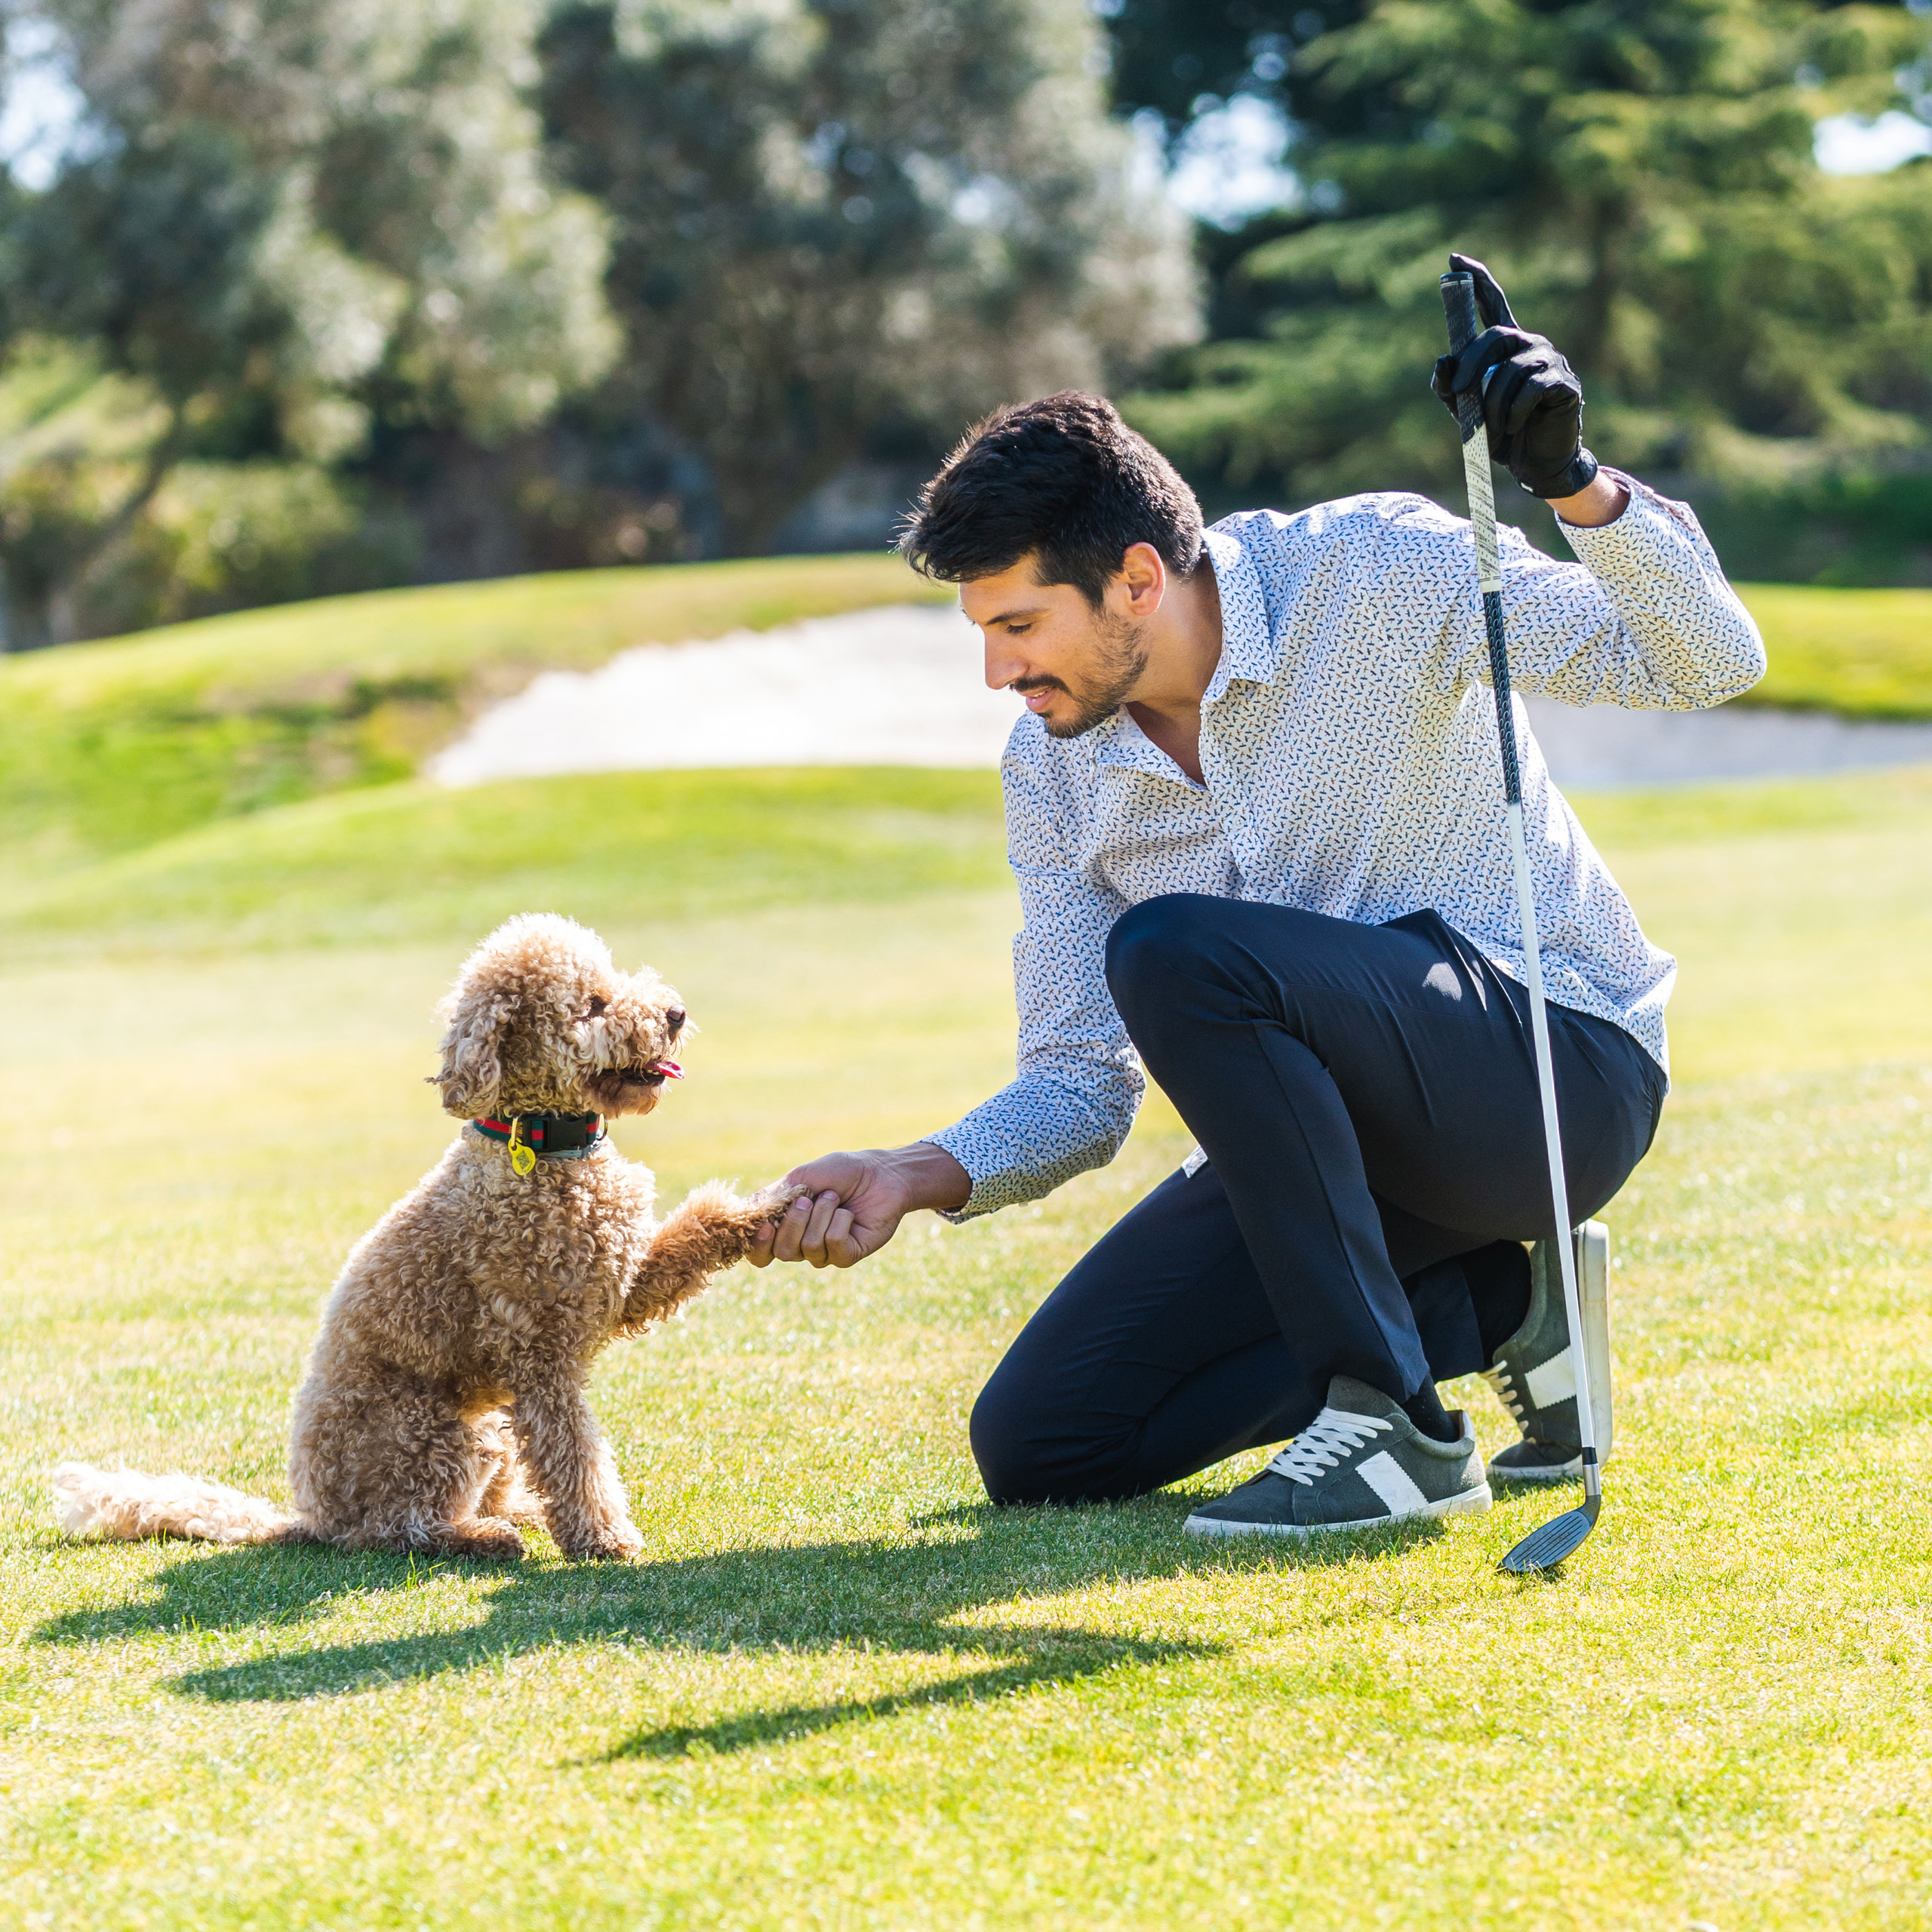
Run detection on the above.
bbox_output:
[1008,676,1069,697]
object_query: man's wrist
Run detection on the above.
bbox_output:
[884,1141,973,1214]
[1550,469,1629,529]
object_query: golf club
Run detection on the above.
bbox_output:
[1440,266,1603,1574]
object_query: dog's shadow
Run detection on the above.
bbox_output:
[34,1497,1448,1757]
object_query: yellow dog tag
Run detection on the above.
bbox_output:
[508,1118,537,1177]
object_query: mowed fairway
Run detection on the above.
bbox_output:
[3,759,1930,1931]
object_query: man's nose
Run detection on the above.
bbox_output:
[983,639,1026,691]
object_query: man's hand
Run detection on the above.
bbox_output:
[747,1142,971,1270]
[1431,252,1600,502]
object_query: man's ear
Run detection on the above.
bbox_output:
[430,990,512,1118]
[1117,540,1167,617]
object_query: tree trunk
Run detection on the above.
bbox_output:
[0,405,188,651]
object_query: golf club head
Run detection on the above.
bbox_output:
[1497,1494,1601,1575]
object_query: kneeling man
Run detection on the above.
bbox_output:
[752,263,1764,1537]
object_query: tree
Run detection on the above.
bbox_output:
[1112,0,1932,539]
[1102,0,1309,140]
[538,0,1202,553]
[0,0,617,645]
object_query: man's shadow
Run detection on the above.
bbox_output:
[33,1496,1448,1759]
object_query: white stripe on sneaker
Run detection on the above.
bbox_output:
[1524,1346,1577,1410]
[1355,1451,1427,1518]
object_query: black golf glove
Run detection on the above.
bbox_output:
[1431,252,1599,500]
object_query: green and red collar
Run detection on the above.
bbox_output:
[471,1112,607,1172]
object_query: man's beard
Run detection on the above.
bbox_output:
[1019,610,1150,740]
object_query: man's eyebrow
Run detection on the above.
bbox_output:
[974,603,1048,628]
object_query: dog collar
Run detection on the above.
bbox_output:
[471,1112,607,1174]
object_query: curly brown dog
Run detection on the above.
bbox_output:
[54,913,796,1561]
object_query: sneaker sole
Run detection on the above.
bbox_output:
[1183,1481,1494,1540]
[1487,1457,1581,1485]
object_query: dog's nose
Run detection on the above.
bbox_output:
[666,1008,686,1032]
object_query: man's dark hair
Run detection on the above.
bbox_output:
[898,392,1204,606]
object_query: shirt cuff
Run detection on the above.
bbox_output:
[1554,467,1703,565]
[928,1115,1099,1222]
[925,1121,1003,1223]
[926,1078,1136,1222]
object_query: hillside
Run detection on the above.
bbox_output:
[2,561,1927,909]
[0,553,948,881]
[6,767,1011,958]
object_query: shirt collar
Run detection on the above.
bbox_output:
[1088,521,1278,780]
[1092,704,1187,781]
[1199,523,1277,704]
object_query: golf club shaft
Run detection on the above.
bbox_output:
[1441,272,1600,1501]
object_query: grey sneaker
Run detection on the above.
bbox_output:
[1484,1222,1614,1484]
[1183,1376,1491,1539]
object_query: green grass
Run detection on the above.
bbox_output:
[2,759,1930,1928]
[1737,584,1932,721]
[0,553,946,879]
[2,768,1010,958]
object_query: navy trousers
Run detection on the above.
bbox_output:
[970,894,1666,1504]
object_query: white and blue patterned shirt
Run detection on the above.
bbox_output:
[928,473,1765,1220]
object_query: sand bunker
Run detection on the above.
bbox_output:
[429,605,1017,785]
[428,602,1932,790]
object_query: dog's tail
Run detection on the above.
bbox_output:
[51,1462,309,1546]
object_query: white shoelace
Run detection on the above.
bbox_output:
[1266,1406,1393,1486]
[1481,1365,1527,1426]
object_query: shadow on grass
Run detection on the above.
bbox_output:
[607,1636,1195,1762]
[33,1494,1452,1749]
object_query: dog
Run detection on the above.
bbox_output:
[53,913,798,1561]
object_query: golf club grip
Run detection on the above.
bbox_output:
[1441,272,1482,356]
[1440,271,1521,801]
[1440,272,1487,450]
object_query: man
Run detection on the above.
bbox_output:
[749,258,1764,1537]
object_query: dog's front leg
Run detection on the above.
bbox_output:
[620,1181,803,1333]
[509,1367,641,1561]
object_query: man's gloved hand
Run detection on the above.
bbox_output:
[1431,252,1599,500]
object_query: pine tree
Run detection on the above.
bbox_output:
[1115,0,1932,534]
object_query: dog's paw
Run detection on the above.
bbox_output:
[673,1178,804,1246]
[559,1521,644,1563]
[444,1519,528,1561]
[717,1182,808,1256]
[749,1181,810,1221]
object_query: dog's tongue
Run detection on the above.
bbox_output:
[650,1060,684,1081]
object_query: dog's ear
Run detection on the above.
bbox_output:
[431,989,512,1118]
